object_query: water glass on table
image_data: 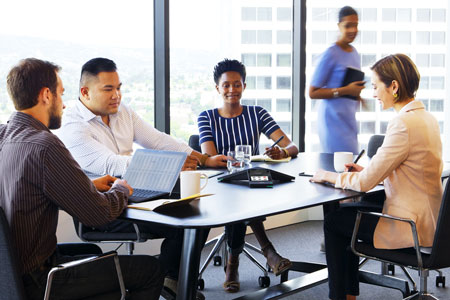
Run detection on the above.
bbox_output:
[236,145,252,167]
[227,150,244,173]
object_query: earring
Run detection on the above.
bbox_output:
[393,92,398,98]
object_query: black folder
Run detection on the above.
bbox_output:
[341,67,365,100]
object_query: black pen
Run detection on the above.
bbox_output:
[348,149,365,172]
[269,136,284,149]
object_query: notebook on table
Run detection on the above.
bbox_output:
[123,149,187,203]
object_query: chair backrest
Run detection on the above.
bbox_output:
[367,135,385,158]
[0,207,27,300]
[188,134,201,153]
[428,178,450,268]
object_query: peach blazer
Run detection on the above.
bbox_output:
[336,101,443,249]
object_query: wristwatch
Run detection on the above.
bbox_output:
[332,88,339,98]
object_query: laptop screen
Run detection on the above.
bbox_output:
[123,149,187,193]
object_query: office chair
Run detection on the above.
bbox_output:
[74,219,155,255]
[351,175,450,299]
[188,134,271,290]
[0,207,125,300]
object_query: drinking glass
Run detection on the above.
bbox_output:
[227,150,244,173]
[236,145,252,167]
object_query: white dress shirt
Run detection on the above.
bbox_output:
[56,100,192,177]
[335,101,443,249]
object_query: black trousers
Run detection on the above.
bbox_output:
[96,220,210,280]
[324,203,382,300]
[23,246,164,300]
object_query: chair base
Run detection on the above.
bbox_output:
[404,292,439,300]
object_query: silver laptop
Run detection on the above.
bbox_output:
[123,149,187,203]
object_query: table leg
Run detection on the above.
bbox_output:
[177,228,204,300]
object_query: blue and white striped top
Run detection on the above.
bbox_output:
[197,105,280,155]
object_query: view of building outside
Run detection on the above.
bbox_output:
[0,0,154,126]
[170,0,293,152]
[306,0,449,157]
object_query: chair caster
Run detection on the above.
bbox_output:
[266,263,273,273]
[197,278,205,290]
[388,264,395,275]
[213,255,222,266]
[436,275,445,287]
[258,276,270,288]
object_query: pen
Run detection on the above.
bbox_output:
[348,149,365,172]
[269,136,284,149]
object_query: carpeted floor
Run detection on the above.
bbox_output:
[192,220,450,300]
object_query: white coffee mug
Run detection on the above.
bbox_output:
[180,171,208,198]
[333,152,354,173]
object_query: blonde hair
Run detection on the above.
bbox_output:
[370,54,420,102]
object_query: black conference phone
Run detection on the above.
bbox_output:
[217,167,295,188]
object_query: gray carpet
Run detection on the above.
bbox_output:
[194,220,450,299]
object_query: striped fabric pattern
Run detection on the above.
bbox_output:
[0,112,129,274]
[198,105,279,155]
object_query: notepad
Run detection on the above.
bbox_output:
[341,67,365,100]
[251,155,292,163]
[127,193,213,212]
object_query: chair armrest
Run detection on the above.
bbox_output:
[43,251,126,300]
[350,211,423,269]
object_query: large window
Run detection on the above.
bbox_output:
[0,0,154,125]
[305,1,449,155]
[170,0,293,152]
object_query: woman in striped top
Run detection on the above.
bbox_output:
[197,59,299,293]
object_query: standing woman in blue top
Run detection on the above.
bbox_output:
[309,6,365,154]
[198,59,298,293]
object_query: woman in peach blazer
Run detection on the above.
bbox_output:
[311,54,443,300]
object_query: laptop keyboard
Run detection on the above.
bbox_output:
[132,189,163,198]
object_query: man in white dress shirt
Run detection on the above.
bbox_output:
[58,58,226,177]
[57,57,219,299]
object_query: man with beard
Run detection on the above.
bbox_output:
[0,58,164,300]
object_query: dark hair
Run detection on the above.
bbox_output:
[7,58,60,110]
[80,57,117,87]
[213,59,246,85]
[371,54,420,102]
[338,6,358,22]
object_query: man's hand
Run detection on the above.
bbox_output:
[92,175,117,192]
[112,179,133,196]
[182,154,199,171]
[205,155,227,168]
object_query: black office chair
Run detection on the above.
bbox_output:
[74,219,155,255]
[0,207,125,300]
[351,177,450,299]
[188,134,271,290]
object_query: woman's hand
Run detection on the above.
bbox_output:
[264,146,286,160]
[345,163,364,172]
[310,169,338,185]
[344,80,365,97]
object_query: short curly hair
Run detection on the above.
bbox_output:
[213,59,246,85]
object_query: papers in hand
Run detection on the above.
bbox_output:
[251,155,292,163]
[128,193,213,212]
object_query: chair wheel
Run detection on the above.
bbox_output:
[258,276,270,288]
[213,255,222,266]
[266,263,273,273]
[197,278,205,290]
[436,275,445,287]
[388,264,395,275]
